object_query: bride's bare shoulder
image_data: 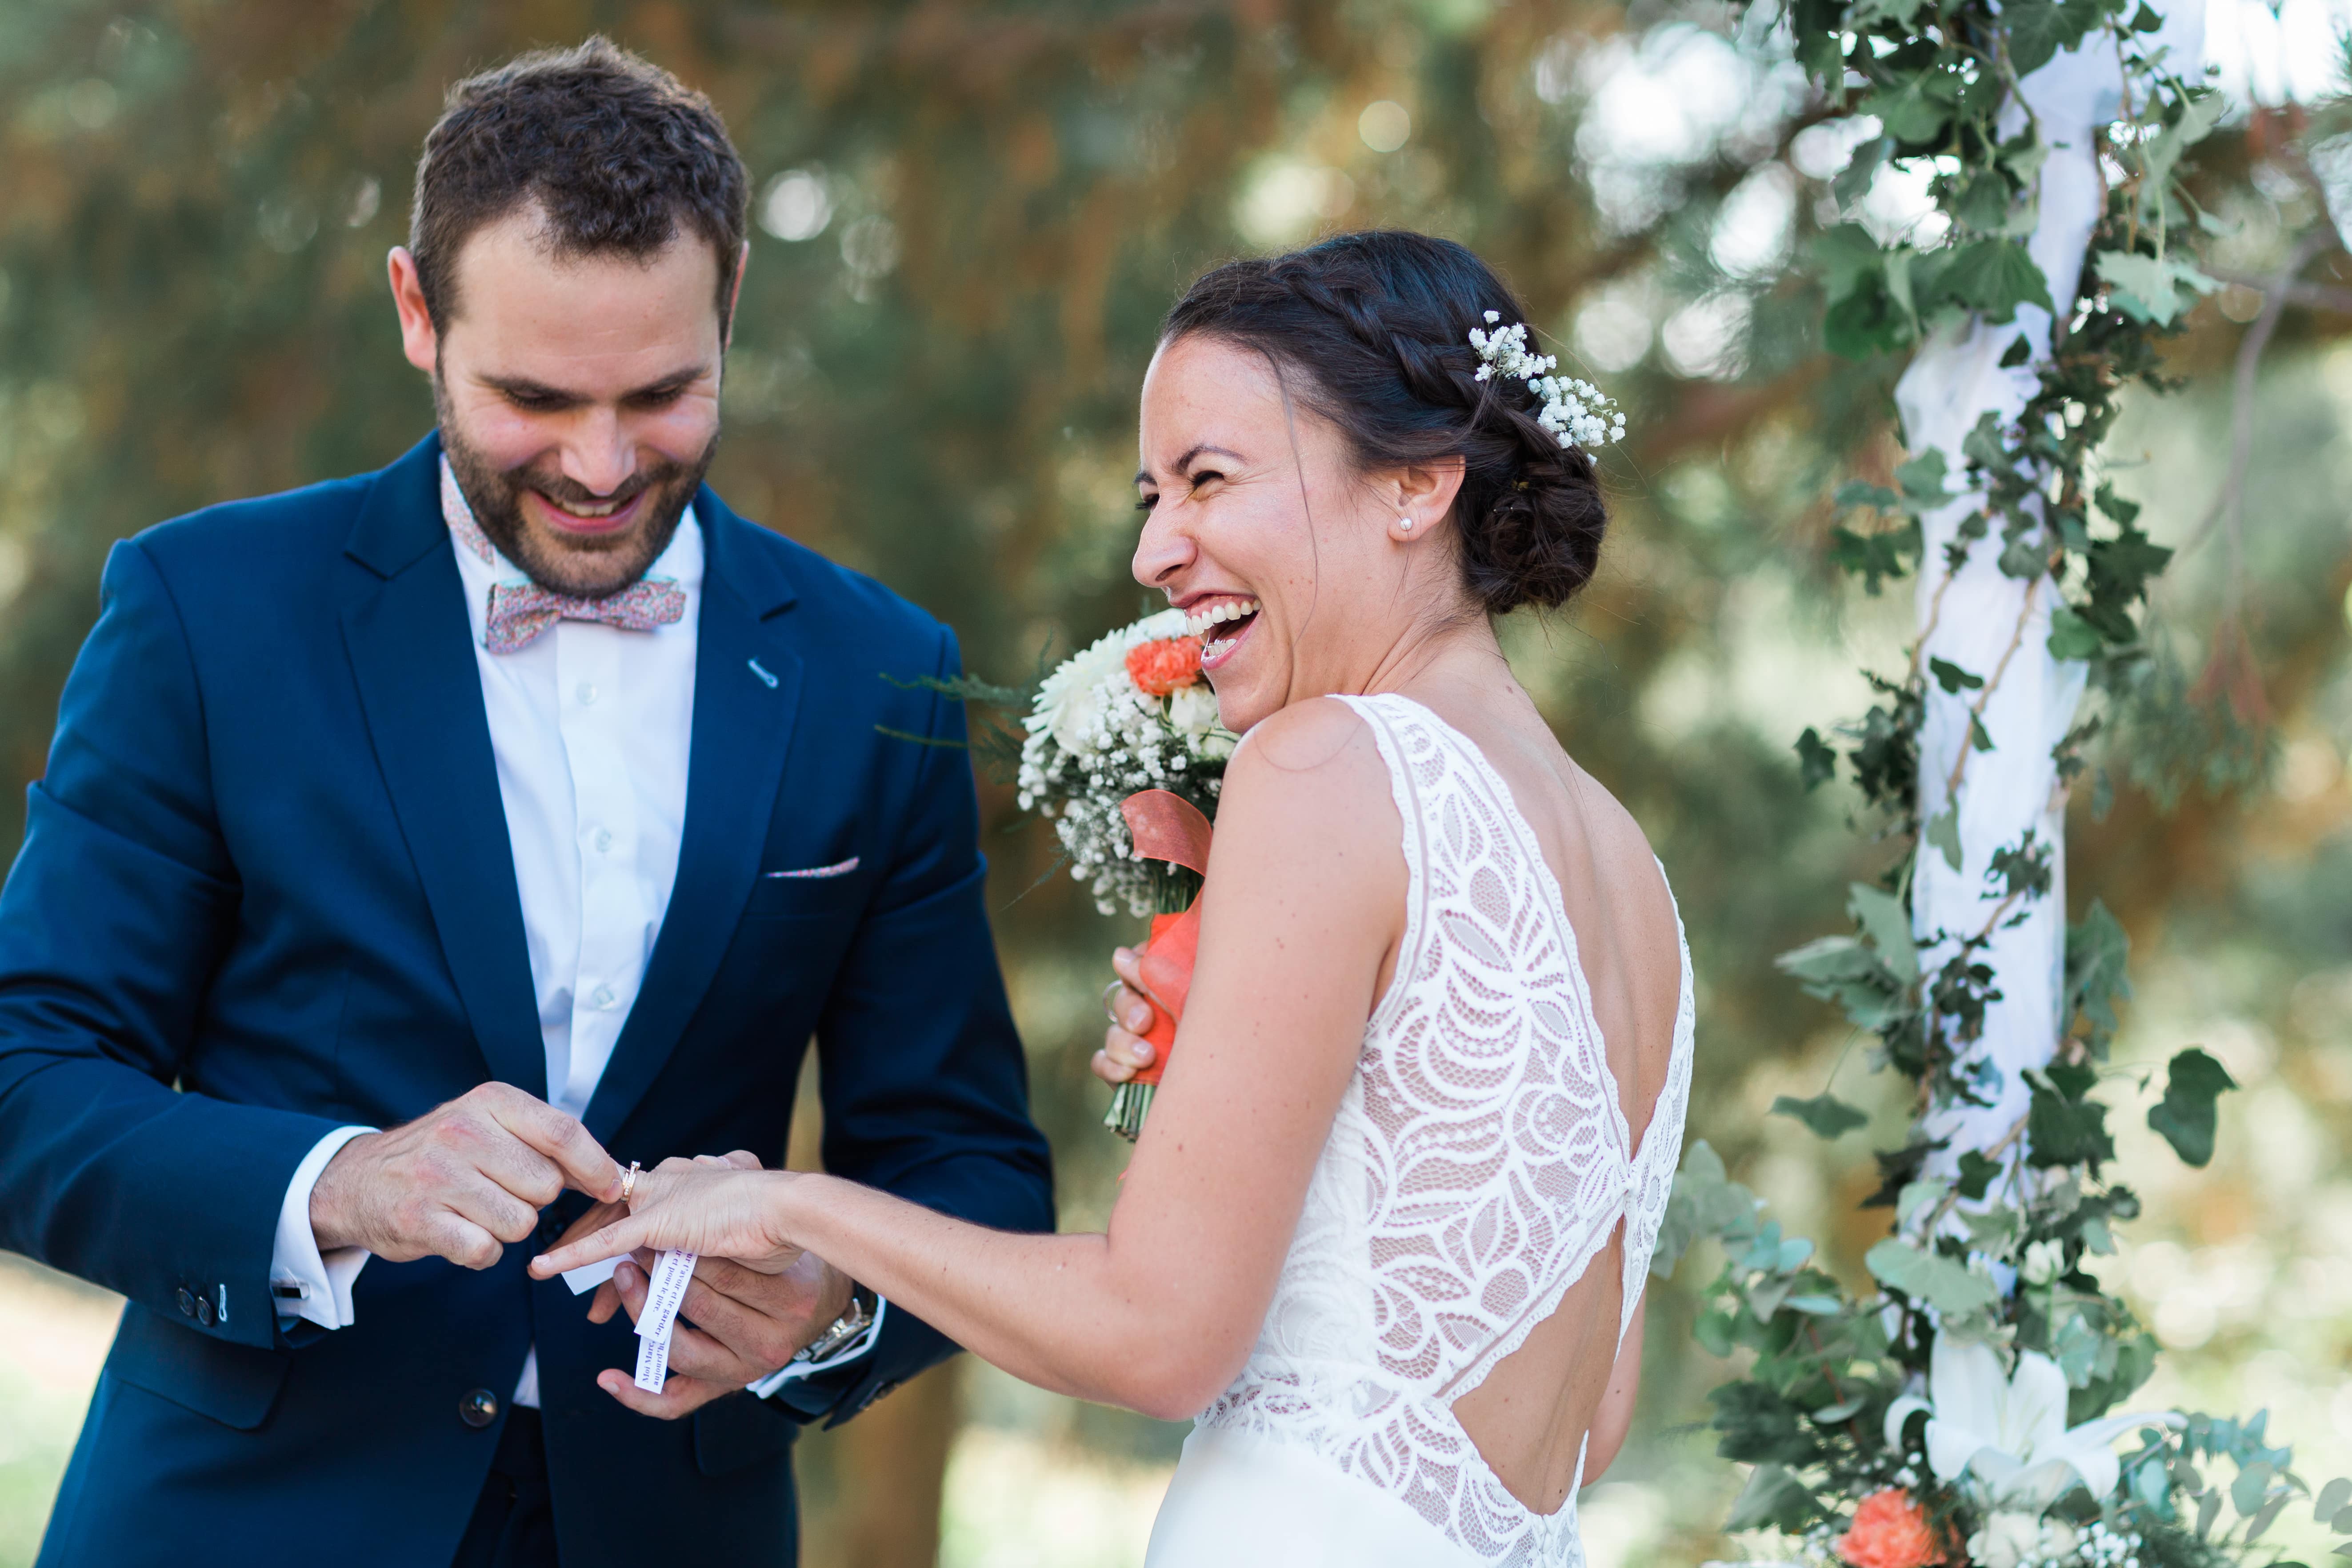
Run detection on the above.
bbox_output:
[1212,697,1397,857]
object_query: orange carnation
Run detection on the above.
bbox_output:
[1126,636,1204,697]
[1836,1489,1944,1568]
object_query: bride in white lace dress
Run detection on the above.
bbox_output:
[535,230,1693,1568]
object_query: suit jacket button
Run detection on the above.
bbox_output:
[194,1292,215,1327]
[459,1388,500,1429]
[175,1287,198,1318]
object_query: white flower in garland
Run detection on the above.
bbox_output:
[1883,1333,2181,1511]
[1468,310,1628,451]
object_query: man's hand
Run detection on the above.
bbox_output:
[310,1082,621,1268]
[568,1151,856,1419]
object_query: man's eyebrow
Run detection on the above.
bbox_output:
[478,364,712,401]
[1136,444,1245,485]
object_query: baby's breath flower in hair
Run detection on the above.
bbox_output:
[1468,310,1627,451]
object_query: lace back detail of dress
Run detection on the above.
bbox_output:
[1195,693,1696,1567]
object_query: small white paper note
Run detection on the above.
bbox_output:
[630,1248,698,1394]
[561,1256,620,1296]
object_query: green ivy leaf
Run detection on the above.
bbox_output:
[2064,901,2132,1055]
[2005,0,2104,75]
[2148,1047,2238,1167]
[1956,1148,2002,1200]
[1930,656,1986,693]
[1937,239,2055,322]
[2093,481,2142,525]
[1848,882,1921,986]
[1865,1237,2000,1316]
[1796,727,1839,790]
[2048,605,2105,661]
[1860,72,1956,146]
[1773,1092,1872,1139]
[2028,1066,2115,1171]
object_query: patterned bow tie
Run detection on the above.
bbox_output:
[483,577,687,654]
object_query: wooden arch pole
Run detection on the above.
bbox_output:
[1897,2,2208,1185]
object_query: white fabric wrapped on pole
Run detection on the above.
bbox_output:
[1894,2,2206,1173]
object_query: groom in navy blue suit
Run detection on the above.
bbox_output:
[0,38,1052,1568]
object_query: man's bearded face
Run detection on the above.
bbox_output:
[418,204,730,600]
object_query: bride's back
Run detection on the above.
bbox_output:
[1424,680,1685,1512]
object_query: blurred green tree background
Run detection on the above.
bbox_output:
[0,3,2346,1565]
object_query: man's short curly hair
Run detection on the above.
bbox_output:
[410,36,749,330]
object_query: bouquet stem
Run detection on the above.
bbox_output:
[1104,1080,1155,1141]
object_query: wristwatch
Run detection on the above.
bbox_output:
[792,1284,879,1366]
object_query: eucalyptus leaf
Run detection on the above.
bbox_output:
[2315,1477,2349,1524]
[1724,1464,1817,1533]
[1865,1237,2000,1316]
[1848,882,1920,985]
[1925,803,1963,871]
[2096,249,2220,327]
[2234,1461,2276,1517]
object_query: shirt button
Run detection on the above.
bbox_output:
[195,1293,216,1327]
[576,682,598,706]
[459,1388,500,1429]
[175,1287,197,1318]
[594,828,614,854]
[590,984,616,1010]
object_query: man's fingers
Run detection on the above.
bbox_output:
[720,1150,764,1171]
[487,1092,621,1201]
[689,1253,787,1299]
[588,1279,621,1326]
[437,1170,540,1247]
[594,1367,724,1420]
[429,1213,504,1271]
[658,1316,761,1385]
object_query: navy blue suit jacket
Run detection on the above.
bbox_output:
[0,434,1054,1567]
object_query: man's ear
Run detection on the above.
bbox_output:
[388,248,439,376]
[722,240,750,352]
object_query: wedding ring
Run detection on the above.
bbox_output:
[620,1160,642,1205]
[1101,979,1128,1027]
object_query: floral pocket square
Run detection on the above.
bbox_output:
[764,856,860,880]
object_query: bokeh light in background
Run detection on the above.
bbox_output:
[0,3,2346,1565]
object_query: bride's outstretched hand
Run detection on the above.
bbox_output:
[531,1154,805,1279]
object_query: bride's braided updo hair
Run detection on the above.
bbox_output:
[1162,230,1607,615]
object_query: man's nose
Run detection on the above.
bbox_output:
[560,408,636,496]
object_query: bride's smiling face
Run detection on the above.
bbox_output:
[1133,333,1461,733]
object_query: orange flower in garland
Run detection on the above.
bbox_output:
[1124,636,1204,697]
[1836,1489,1944,1568]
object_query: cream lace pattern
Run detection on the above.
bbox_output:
[1194,694,1696,1566]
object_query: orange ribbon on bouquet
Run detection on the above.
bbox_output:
[1105,789,1214,1141]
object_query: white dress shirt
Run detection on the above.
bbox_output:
[268,457,873,1406]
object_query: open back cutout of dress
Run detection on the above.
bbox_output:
[1188,693,1696,1567]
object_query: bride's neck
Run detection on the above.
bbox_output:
[1346,611,1514,706]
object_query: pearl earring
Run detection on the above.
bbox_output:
[1398,515,1413,532]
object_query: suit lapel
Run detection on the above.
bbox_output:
[337,436,547,1099]
[583,492,802,1145]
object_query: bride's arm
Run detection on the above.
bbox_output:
[536,699,1403,1420]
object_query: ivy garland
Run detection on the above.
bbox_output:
[1656,1,2348,1566]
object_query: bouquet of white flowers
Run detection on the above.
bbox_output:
[1013,607,1236,920]
[922,607,1235,1139]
